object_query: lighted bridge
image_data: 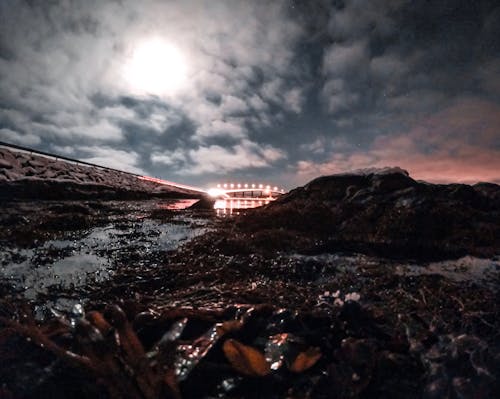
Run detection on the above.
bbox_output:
[207,183,285,213]
[139,177,286,212]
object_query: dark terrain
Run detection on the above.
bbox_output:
[0,164,499,399]
[240,168,500,260]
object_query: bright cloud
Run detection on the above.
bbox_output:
[79,146,146,175]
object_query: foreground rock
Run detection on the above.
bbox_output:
[241,168,500,260]
[0,147,204,200]
[3,299,496,399]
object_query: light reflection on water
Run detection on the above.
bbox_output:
[214,198,273,216]
[2,253,111,301]
[158,199,200,210]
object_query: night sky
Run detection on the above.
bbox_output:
[1,0,499,189]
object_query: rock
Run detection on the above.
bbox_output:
[73,172,91,182]
[0,150,20,170]
[1,169,22,181]
[242,168,500,260]
[0,147,205,201]
[371,171,416,192]
[0,158,13,169]
[188,196,216,210]
[23,166,38,176]
[27,159,48,168]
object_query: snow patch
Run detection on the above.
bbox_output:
[333,167,409,177]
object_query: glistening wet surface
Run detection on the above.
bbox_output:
[0,199,212,309]
[287,253,500,290]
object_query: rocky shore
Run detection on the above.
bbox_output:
[0,166,499,399]
[240,168,500,260]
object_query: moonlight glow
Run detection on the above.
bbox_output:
[125,39,188,96]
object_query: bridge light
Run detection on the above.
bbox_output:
[266,185,270,190]
[259,184,263,189]
[273,186,278,191]
[230,183,234,188]
[244,184,248,188]
[252,184,255,188]
[237,183,241,188]
[223,183,227,188]
[208,188,226,197]
[217,184,221,188]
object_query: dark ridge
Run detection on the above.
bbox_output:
[239,168,500,260]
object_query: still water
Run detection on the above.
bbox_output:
[0,199,211,310]
[214,198,274,215]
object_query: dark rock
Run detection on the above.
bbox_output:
[188,196,216,210]
[241,169,500,260]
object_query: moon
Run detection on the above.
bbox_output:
[125,38,188,96]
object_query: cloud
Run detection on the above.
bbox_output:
[78,146,146,175]
[0,128,41,146]
[321,79,361,114]
[196,119,247,140]
[150,149,187,167]
[0,0,305,178]
[326,0,397,40]
[187,142,285,175]
[319,0,500,122]
[0,0,498,187]
[283,87,303,113]
[51,145,76,155]
[296,98,500,184]
[300,136,351,156]
[71,120,123,141]
[151,140,286,175]
[478,59,500,97]
[323,41,368,77]
[220,95,248,115]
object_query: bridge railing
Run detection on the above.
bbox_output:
[138,176,206,193]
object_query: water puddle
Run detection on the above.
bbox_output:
[395,255,500,288]
[0,212,211,304]
[288,253,500,289]
[158,199,200,210]
[2,253,111,300]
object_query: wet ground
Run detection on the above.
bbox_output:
[0,200,499,398]
[0,200,211,312]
